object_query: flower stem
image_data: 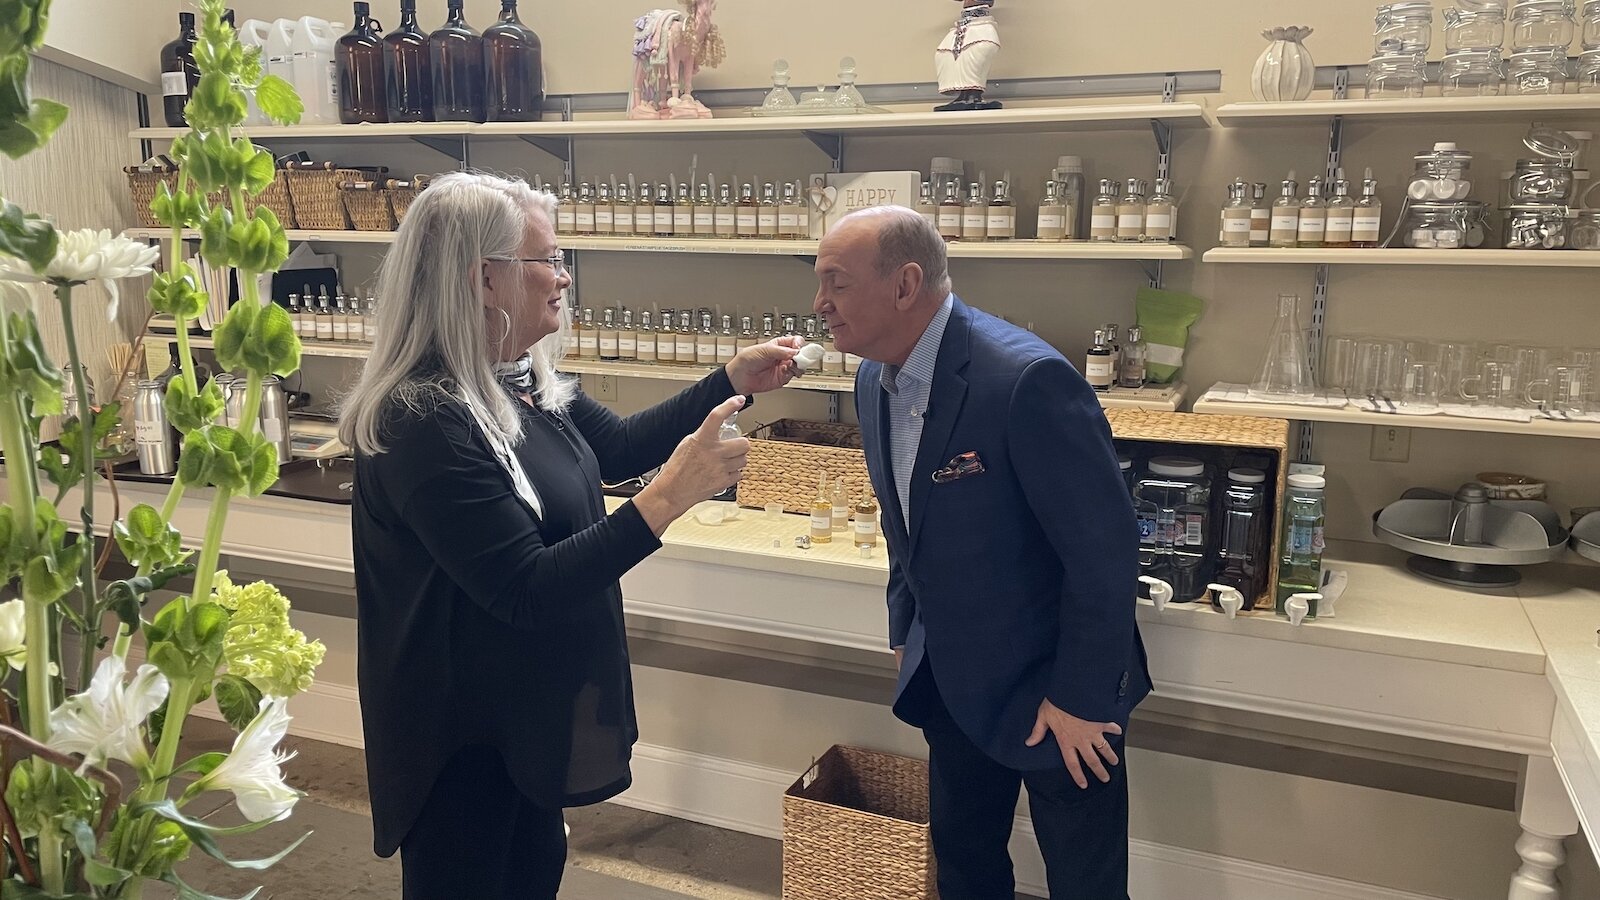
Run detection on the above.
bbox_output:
[57,285,103,691]
[140,676,194,804]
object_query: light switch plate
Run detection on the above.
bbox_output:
[1370,424,1411,462]
[594,374,618,402]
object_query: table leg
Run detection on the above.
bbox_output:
[1509,756,1580,900]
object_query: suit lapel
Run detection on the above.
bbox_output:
[861,361,910,543]
[907,300,972,558]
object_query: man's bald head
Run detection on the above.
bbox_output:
[834,206,952,300]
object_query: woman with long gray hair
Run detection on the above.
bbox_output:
[339,172,801,898]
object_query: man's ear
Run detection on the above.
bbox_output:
[894,262,926,310]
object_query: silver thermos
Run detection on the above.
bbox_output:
[259,375,291,463]
[133,379,175,475]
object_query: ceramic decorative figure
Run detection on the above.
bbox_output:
[1252,26,1317,101]
[935,0,1001,112]
[629,0,726,119]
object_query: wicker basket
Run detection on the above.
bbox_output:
[739,419,870,514]
[339,179,396,231]
[284,161,376,230]
[125,164,178,227]
[782,745,938,900]
[386,174,432,223]
[255,170,296,228]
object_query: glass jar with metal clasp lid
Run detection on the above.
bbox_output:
[1585,0,1600,47]
[1580,48,1600,90]
[1445,3,1508,51]
[1374,1,1436,56]
[1440,48,1506,95]
[1510,158,1578,202]
[1511,0,1577,50]
[1366,54,1429,99]
[1502,204,1574,249]
[1571,208,1600,249]
[1401,201,1492,248]
[1507,47,1572,94]
[1407,143,1475,202]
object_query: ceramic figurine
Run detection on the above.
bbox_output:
[935,0,1001,112]
[630,0,726,119]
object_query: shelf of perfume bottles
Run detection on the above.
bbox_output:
[1193,391,1600,440]
[161,333,376,360]
[125,228,1194,261]
[1213,94,1600,127]
[131,102,1212,143]
[1204,247,1600,266]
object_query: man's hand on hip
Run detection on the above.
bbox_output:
[1025,698,1122,789]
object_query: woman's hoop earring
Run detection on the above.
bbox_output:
[487,307,512,344]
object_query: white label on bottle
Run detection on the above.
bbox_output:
[919,210,936,225]
[1298,217,1325,236]
[316,323,333,340]
[696,340,716,359]
[1146,213,1173,230]
[824,351,843,365]
[675,336,695,356]
[557,210,576,230]
[963,213,986,230]
[1118,214,1143,229]
[717,345,735,363]
[1087,359,1113,379]
[810,511,832,533]
[135,420,165,443]
[579,335,598,350]
[797,211,810,231]
[938,211,962,229]
[651,211,670,229]
[737,211,758,229]
[615,211,634,229]
[332,321,348,339]
[162,71,189,97]
[596,210,614,227]
[695,211,715,227]
[1353,212,1382,237]
[1091,214,1115,229]
[845,353,862,371]
[1271,214,1299,231]
[779,213,800,227]
[636,335,654,353]
[599,337,618,354]
[1038,214,1065,230]
[564,334,578,355]
[986,213,1010,231]
[365,323,377,341]
[1184,515,1204,546]
[577,212,595,228]
[326,60,339,104]
[675,211,694,230]
[715,212,736,228]
[1223,217,1252,233]
[832,504,848,522]
[759,211,778,228]
[854,517,877,536]
[619,336,637,353]
[263,417,284,445]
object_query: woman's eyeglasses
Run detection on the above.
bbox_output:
[487,255,568,275]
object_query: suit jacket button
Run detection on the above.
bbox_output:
[1118,671,1129,696]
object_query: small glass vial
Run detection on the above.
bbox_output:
[1037,180,1068,242]
[365,295,378,343]
[1116,178,1146,242]
[636,310,658,364]
[348,299,365,342]
[575,183,596,236]
[715,184,738,239]
[694,184,716,237]
[962,181,988,241]
[1090,179,1117,242]
[830,477,849,532]
[914,181,937,227]
[1325,179,1355,248]
[673,183,695,235]
[736,316,758,351]
[1270,179,1301,248]
[758,183,780,238]
[1249,182,1271,247]
[638,183,661,237]
[761,313,778,342]
[696,311,718,366]
[578,308,600,359]
[716,315,737,365]
[1297,177,1327,248]
[618,308,638,361]
[1353,176,1383,248]
[853,487,879,549]
[845,345,862,375]
[793,181,811,238]
[654,183,674,236]
[780,313,798,339]
[780,183,805,239]
[315,289,334,341]
[1085,329,1114,392]
[986,180,1016,241]
[562,306,579,358]
[810,472,834,544]
[598,307,620,360]
[1104,323,1123,383]
[287,293,305,337]
[736,184,760,238]
[594,182,615,235]
[614,182,636,235]
[1119,326,1148,389]
[822,325,845,375]
[1220,180,1253,248]
[332,296,350,342]
[670,310,693,366]
[937,182,964,241]
[656,309,677,365]
[1144,179,1177,243]
[556,183,576,234]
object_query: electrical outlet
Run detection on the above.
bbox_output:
[595,374,618,402]
[1370,425,1411,462]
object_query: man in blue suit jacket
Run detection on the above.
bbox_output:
[815,207,1151,899]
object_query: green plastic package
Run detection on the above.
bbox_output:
[1135,287,1205,384]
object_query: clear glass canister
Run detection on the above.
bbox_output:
[1375,1,1436,55]
[1502,204,1573,248]
[1585,0,1600,47]
[1401,201,1491,248]
[1134,456,1213,603]
[1366,54,1429,99]
[1440,48,1506,95]
[1508,48,1571,93]
[1511,0,1577,50]
[1510,158,1577,203]
[1408,143,1474,201]
[1572,209,1600,248]
[1445,5,1507,50]
[1581,48,1600,90]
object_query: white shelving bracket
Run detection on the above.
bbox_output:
[802,131,845,173]
[1141,260,1164,289]
[409,134,470,166]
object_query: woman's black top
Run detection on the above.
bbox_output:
[352,368,736,856]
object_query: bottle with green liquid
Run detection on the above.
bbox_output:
[1276,474,1327,619]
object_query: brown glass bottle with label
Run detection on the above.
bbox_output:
[338,3,388,124]
[160,13,200,128]
[483,0,544,122]
[385,0,434,122]
[430,0,485,123]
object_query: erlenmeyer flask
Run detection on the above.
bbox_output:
[1250,293,1317,400]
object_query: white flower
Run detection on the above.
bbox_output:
[0,599,25,671]
[47,654,169,773]
[194,696,300,822]
[0,228,160,320]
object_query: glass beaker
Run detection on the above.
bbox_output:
[1249,293,1316,400]
[1399,361,1444,411]
[1324,336,1361,395]
[1525,364,1594,414]
[1355,338,1406,400]
[1461,359,1524,409]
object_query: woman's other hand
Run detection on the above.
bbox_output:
[726,336,804,394]
[634,395,750,535]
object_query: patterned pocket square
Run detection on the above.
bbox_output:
[932,451,986,484]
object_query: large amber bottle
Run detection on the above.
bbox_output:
[384,0,433,122]
[484,0,544,122]
[430,0,486,123]
[337,2,388,124]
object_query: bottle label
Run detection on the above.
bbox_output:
[596,210,614,227]
[558,210,576,229]
[676,337,696,356]
[600,337,618,353]
[1353,212,1382,239]
[1156,509,1178,545]
[759,211,778,227]
[135,420,165,443]
[810,511,832,532]
[845,353,862,370]
[365,323,377,340]
[918,209,936,225]
[316,324,333,339]
[779,213,800,228]
[1137,511,1158,544]
[1223,216,1253,233]
[854,517,877,536]
[619,336,637,353]
[1118,214,1143,229]
[332,322,348,337]
[615,211,634,229]
[823,351,843,365]
[696,211,715,227]
[832,504,848,522]
[263,417,284,445]
[655,212,673,229]
[987,213,1013,231]
[1038,214,1065,229]
[577,212,595,228]
[579,336,598,350]
[564,335,578,355]
[963,213,986,230]
[696,340,716,359]
[162,71,189,97]
[1091,214,1115,229]
[1272,214,1299,231]
[737,211,758,228]
[1291,522,1326,556]
[717,346,736,363]
[1086,358,1113,380]
[938,211,962,229]
[1298,217,1326,235]
[1146,213,1173,230]
[635,335,655,352]
[1184,514,1204,546]
[675,211,694,229]
[716,212,736,228]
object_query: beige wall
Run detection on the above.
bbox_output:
[38,0,180,93]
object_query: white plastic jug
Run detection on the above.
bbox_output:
[289,16,342,124]
[262,19,299,125]
[238,19,273,125]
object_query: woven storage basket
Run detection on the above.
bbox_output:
[255,171,296,228]
[386,174,432,223]
[782,745,938,900]
[339,179,396,231]
[125,164,178,228]
[284,161,373,230]
[739,419,870,514]
[1106,409,1291,610]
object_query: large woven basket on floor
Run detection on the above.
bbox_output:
[284,161,374,230]
[739,419,870,514]
[783,745,938,900]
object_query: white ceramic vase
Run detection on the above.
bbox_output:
[1251,26,1317,102]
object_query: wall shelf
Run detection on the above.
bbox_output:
[1213,95,1600,127]
[156,333,374,360]
[1192,392,1600,440]
[1203,248,1600,268]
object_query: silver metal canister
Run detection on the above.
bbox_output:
[133,380,175,475]
[259,375,291,463]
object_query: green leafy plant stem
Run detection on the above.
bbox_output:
[189,374,257,609]
[141,675,195,807]
[56,283,102,690]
